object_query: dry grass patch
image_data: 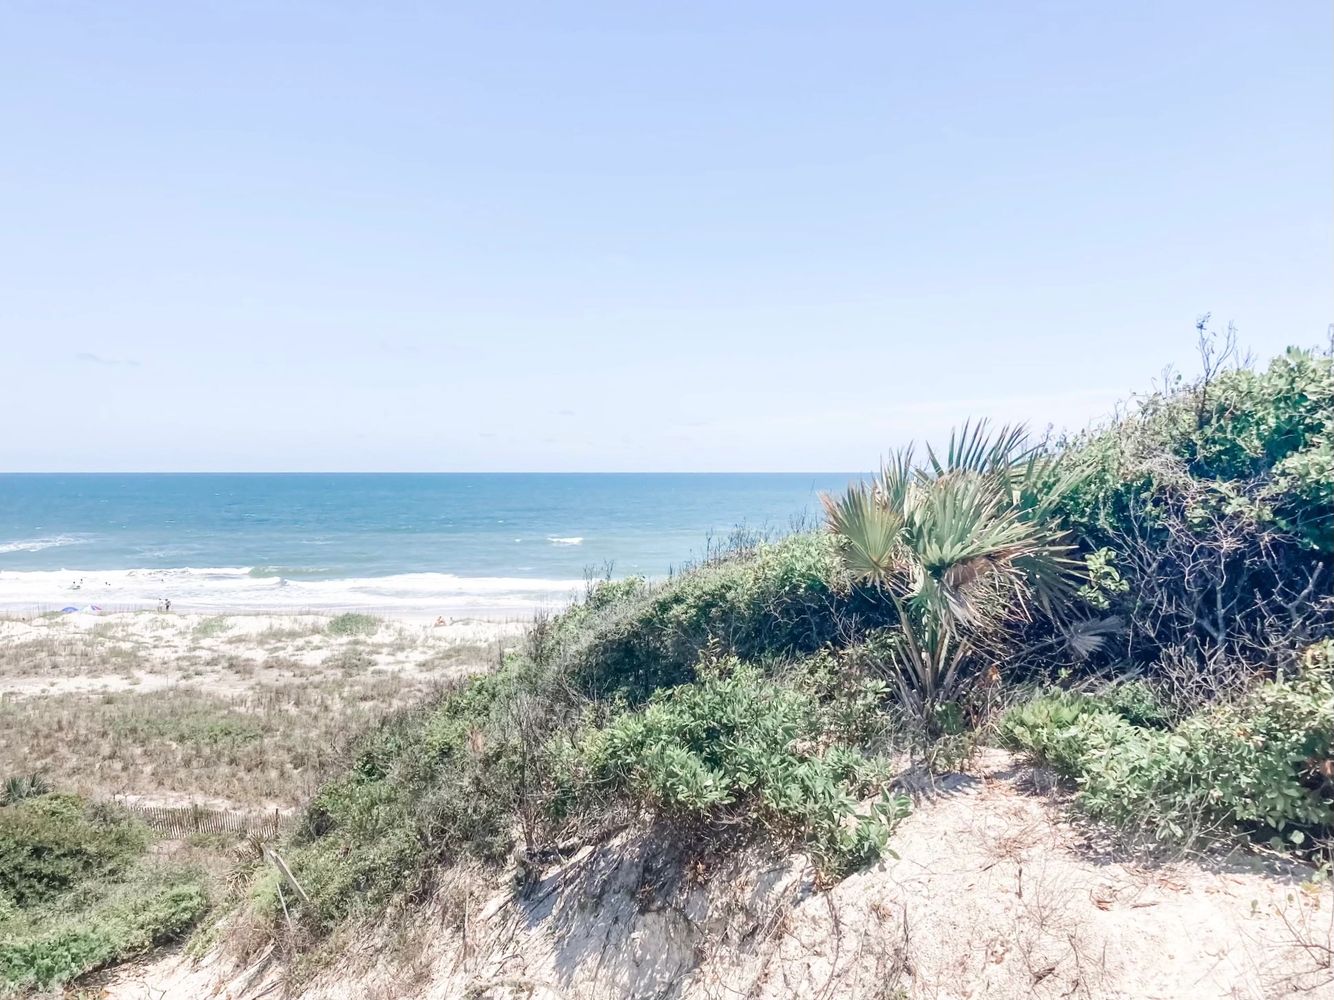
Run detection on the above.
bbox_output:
[0,663,495,811]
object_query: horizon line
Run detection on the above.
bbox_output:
[0,469,869,476]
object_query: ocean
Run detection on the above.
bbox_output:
[0,473,858,617]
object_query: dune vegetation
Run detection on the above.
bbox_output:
[0,790,208,993]
[4,333,1332,995]
[221,334,1334,972]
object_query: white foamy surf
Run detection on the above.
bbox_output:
[0,567,586,619]
[0,535,90,555]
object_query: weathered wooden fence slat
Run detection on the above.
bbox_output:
[117,801,289,839]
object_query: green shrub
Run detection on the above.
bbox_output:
[999,691,1103,777]
[1085,659,1334,843]
[1060,348,1334,543]
[554,658,909,878]
[0,872,207,992]
[326,612,379,637]
[0,794,209,992]
[1096,680,1172,728]
[1004,647,1334,846]
[556,534,892,700]
[0,796,148,908]
[1076,547,1130,610]
[1270,431,1334,550]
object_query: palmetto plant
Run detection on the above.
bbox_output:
[2,772,52,805]
[823,422,1089,714]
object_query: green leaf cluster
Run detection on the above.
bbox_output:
[556,660,909,878]
[1002,645,1334,845]
[1060,348,1334,552]
[0,794,207,993]
[0,796,148,909]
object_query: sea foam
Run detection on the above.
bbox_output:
[0,535,88,555]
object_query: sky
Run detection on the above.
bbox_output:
[1,2,1330,472]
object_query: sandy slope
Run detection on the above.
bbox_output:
[102,749,1334,1000]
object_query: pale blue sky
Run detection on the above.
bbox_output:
[1,2,1330,472]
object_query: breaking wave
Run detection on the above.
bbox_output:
[0,535,90,555]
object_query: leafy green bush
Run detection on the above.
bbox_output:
[0,872,207,992]
[1097,680,1172,728]
[326,612,379,637]
[1061,348,1334,545]
[999,681,1170,770]
[0,796,148,908]
[1081,657,1334,843]
[0,794,209,992]
[556,534,892,700]
[1004,646,1334,846]
[999,691,1103,776]
[554,658,909,878]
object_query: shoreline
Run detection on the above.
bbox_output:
[0,603,544,626]
[0,565,586,624]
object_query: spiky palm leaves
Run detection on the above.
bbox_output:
[2,772,51,805]
[823,422,1088,712]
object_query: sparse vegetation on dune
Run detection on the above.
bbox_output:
[324,612,380,637]
[1,685,371,809]
[0,629,511,812]
[0,617,515,995]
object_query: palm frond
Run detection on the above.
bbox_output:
[926,420,1033,478]
[826,419,1100,713]
[821,483,904,586]
[874,446,916,513]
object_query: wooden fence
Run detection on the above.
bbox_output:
[121,801,289,839]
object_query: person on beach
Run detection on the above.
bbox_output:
[164,598,172,612]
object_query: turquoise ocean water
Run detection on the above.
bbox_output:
[0,474,858,615]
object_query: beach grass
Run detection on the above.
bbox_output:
[0,616,516,812]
